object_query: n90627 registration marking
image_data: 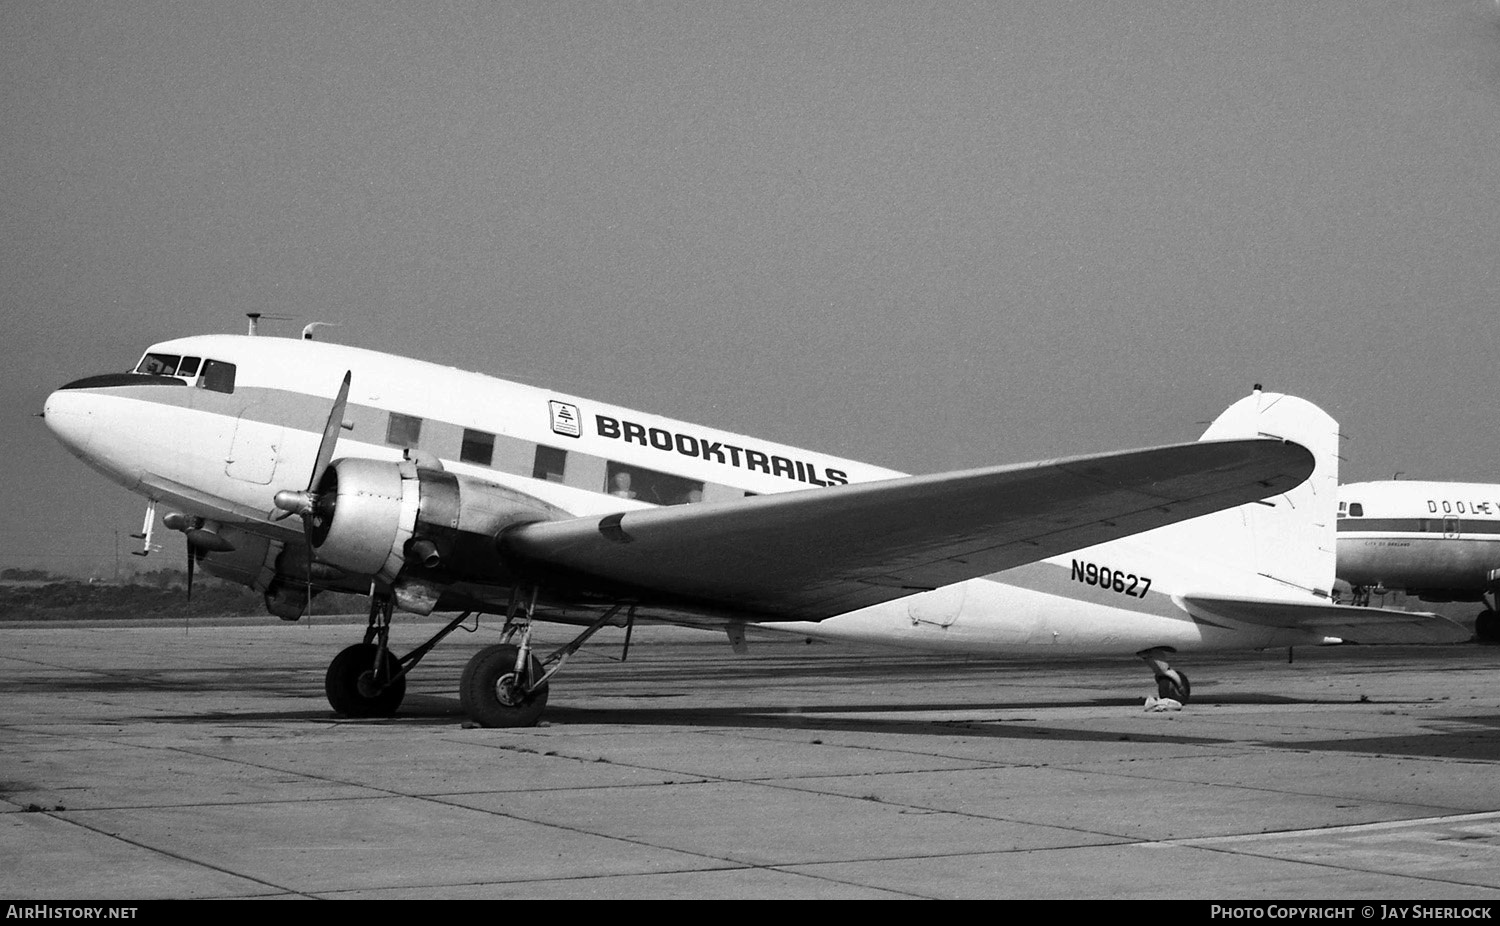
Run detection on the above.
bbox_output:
[1071,559,1152,598]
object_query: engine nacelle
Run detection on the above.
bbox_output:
[190,523,274,589]
[309,457,564,585]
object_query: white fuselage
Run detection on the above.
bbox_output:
[1338,481,1500,598]
[44,334,1341,655]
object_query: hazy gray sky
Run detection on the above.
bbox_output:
[6,1,1500,577]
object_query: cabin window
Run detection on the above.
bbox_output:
[198,359,236,393]
[461,429,495,466]
[605,461,704,505]
[1348,503,1363,518]
[386,413,422,447]
[533,445,567,482]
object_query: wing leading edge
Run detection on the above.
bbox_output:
[499,437,1314,622]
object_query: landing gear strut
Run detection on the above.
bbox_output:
[324,592,480,719]
[458,589,633,728]
[1139,647,1191,703]
[321,584,633,726]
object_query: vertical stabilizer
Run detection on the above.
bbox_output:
[1194,388,1340,598]
[1094,389,1340,600]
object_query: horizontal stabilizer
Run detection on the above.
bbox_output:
[1176,594,1470,645]
[500,437,1313,622]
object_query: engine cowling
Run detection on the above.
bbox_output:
[309,457,565,585]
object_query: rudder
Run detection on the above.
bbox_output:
[1098,388,1340,600]
[1196,388,1340,598]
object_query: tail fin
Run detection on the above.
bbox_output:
[1128,389,1341,599]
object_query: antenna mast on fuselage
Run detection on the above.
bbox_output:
[245,313,295,337]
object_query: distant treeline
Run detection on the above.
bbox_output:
[1,568,58,582]
[2,566,194,586]
[0,575,368,621]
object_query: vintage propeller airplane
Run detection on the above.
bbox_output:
[1338,480,1500,642]
[42,330,1467,726]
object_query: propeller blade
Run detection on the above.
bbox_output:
[267,371,349,526]
[308,371,351,494]
[304,532,315,620]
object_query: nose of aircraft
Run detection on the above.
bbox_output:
[43,387,97,458]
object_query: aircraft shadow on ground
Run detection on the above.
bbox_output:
[101,679,1500,759]
[0,668,311,695]
[134,691,1497,755]
[1274,714,1500,762]
[138,702,1237,746]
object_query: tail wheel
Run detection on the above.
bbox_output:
[1156,670,1191,703]
[460,643,549,728]
[326,643,406,718]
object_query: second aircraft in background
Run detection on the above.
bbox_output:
[1338,480,1500,641]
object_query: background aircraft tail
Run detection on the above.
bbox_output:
[1128,388,1341,600]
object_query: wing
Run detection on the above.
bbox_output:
[1176,595,1470,644]
[499,437,1313,622]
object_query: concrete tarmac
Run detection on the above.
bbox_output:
[3,616,1499,900]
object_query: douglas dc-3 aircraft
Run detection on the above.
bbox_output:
[42,332,1467,726]
[1339,480,1500,642]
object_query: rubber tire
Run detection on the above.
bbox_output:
[1476,610,1499,643]
[1156,670,1191,704]
[326,643,406,718]
[460,644,549,728]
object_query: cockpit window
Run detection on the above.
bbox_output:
[199,359,236,394]
[135,352,205,384]
[136,353,181,375]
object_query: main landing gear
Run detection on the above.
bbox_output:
[457,590,633,728]
[324,592,478,719]
[1138,647,1191,703]
[1476,597,1499,643]
[322,586,634,727]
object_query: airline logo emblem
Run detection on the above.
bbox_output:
[549,401,581,438]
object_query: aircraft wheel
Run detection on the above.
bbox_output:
[460,644,549,728]
[1156,670,1191,704]
[326,643,406,718]
[1476,610,1499,643]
